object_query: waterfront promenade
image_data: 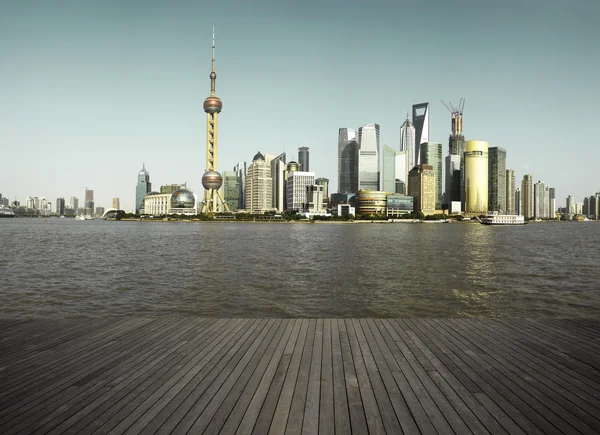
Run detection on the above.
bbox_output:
[0,318,599,434]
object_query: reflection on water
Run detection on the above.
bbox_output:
[1,219,599,319]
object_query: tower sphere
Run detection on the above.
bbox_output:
[171,189,195,208]
[203,96,222,113]
[202,170,223,190]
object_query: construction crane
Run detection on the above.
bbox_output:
[440,98,465,137]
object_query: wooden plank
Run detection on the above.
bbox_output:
[100,318,267,435]
[237,319,302,435]
[284,319,316,435]
[447,319,600,435]
[318,319,334,435]
[173,319,281,435]
[61,318,249,435]
[329,319,351,435]
[4,318,213,435]
[204,319,295,435]
[344,318,385,435]
[302,318,324,435]
[267,319,310,435]
[337,318,368,434]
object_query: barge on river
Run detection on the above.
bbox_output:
[481,212,525,225]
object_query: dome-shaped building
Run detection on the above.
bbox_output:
[171,189,196,209]
[253,151,265,162]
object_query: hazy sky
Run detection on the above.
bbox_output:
[2,0,599,210]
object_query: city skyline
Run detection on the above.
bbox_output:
[2,1,599,210]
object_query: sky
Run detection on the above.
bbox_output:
[1,0,599,211]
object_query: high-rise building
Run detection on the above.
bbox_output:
[95,207,105,217]
[506,169,516,214]
[589,193,600,219]
[304,185,325,213]
[245,152,272,213]
[394,151,407,194]
[222,171,241,211]
[408,164,435,216]
[358,123,380,191]
[298,147,309,171]
[70,197,78,213]
[420,142,443,210]
[442,98,466,207]
[56,197,65,216]
[382,144,407,195]
[112,198,120,209]
[533,180,545,219]
[135,164,151,213]
[200,27,228,213]
[445,155,461,208]
[315,178,329,200]
[85,189,95,216]
[566,195,575,216]
[521,175,534,219]
[234,162,246,210]
[270,152,287,212]
[549,188,556,219]
[338,128,359,194]
[464,140,488,214]
[160,184,184,195]
[488,147,507,212]
[287,171,315,211]
[515,188,521,215]
[412,103,430,162]
[400,115,416,176]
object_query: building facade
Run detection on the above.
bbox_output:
[56,197,65,216]
[445,154,461,208]
[287,171,315,211]
[463,140,488,215]
[420,142,443,210]
[386,194,414,217]
[400,116,416,178]
[245,152,273,213]
[315,178,329,201]
[112,198,120,209]
[338,128,358,194]
[222,171,241,211]
[408,164,435,216]
[488,147,507,212]
[521,174,534,219]
[298,147,309,171]
[412,103,430,162]
[358,123,380,191]
[533,180,545,219]
[135,164,151,213]
[270,153,287,212]
[356,190,387,215]
[506,169,516,214]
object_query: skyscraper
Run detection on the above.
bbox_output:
[69,197,78,213]
[270,152,287,212]
[337,128,358,194]
[464,140,488,214]
[506,169,516,214]
[412,103,430,162]
[135,164,151,213]
[441,98,465,206]
[85,189,95,216]
[287,171,315,210]
[549,188,556,219]
[56,197,65,216]
[234,162,246,210]
[298,147,309,171]
[222,171,241,211]
[315,178,329,200]
[112,198,120,209]
[521,174,533,219]
[488,147,507,212]
[400,115,416,176]
[358,123,380,191]
[533,180,545,219]
[200,27,228,213]
[382,144,398,193]
[408,164,435,216]
[515,188,521,215]
[420,142,443,210]
[245,152,272,213]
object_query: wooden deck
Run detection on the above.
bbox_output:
[0,318,599,434]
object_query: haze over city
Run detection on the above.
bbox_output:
[2,0,598,211]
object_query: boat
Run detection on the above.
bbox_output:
[75,215,94,221]
[0,205,15,218]
[481,212,525,225]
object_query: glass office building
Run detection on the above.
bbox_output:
[419,142,443,210]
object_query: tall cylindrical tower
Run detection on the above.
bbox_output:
[201,27,229,213]
[464,140,488,215]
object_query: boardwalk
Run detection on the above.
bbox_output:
[0,318,599,434]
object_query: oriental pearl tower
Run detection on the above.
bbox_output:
[200,26,229,213]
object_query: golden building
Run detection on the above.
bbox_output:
[408,164,435,215]
[464,140,488,214]
[356,190,388,215]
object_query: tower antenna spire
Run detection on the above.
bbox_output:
[210,25,216,96]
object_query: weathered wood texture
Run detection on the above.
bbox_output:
[0,318,599,434]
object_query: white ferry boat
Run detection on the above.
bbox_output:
[481,212,525,225]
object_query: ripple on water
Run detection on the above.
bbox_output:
[1,219,599,319]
